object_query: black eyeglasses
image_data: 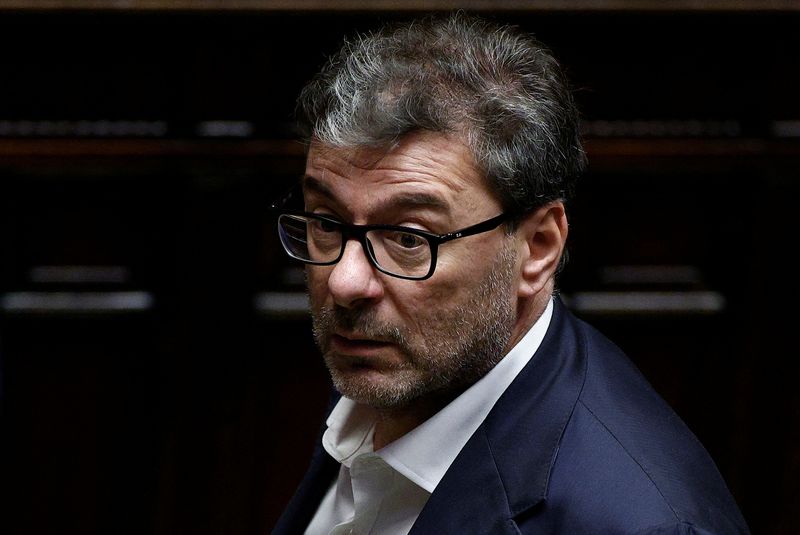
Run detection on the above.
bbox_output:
[270,189,509,280]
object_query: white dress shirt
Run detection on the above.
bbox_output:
[305,299,554,535]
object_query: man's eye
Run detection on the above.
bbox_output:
[396,232,425,249]
[308,212,340,231]
[318,218,339,232]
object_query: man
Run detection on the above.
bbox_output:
[272,13,749,534]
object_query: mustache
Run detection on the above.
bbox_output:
[312,305,407,346]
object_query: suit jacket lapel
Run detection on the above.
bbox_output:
[409,426,520,534]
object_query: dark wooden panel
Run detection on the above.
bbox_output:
[0,8,797,535]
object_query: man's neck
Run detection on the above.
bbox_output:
[372,388,462,450]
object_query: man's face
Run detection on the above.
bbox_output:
[304,131,522,410]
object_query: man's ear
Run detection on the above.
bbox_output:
[516,202,568,298]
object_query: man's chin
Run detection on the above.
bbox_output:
[326,364,423,409]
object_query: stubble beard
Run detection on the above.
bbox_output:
[310,240,518,410]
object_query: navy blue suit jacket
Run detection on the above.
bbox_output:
[274,298,749,534]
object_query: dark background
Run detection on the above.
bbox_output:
[0,4,798,534]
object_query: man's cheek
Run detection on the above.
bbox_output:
[305,269,329,305]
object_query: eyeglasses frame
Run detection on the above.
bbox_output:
[271,207,510,281]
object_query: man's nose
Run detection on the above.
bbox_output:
[327,239,384,308]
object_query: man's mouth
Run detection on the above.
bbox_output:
[330,333,393,356]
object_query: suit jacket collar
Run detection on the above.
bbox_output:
[410,297,587,532]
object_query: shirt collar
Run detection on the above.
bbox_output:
[321,298,554,492]
[321,398,375,468]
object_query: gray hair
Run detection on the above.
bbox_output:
[296,12,587,216]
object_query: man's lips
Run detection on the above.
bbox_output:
[330,333,393,356]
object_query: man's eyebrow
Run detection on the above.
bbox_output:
[301,175,334,199]
[379,191,449,213]
[302,174,450,213]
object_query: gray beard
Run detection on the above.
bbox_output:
[310,240,517,409]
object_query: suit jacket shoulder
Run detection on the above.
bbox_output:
[411,299,749,534]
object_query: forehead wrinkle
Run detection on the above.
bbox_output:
[367,164,467,196]
[304,173,451,222]
[368,190,450,217]
[308,133,479,193]
[371,143,474,194]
